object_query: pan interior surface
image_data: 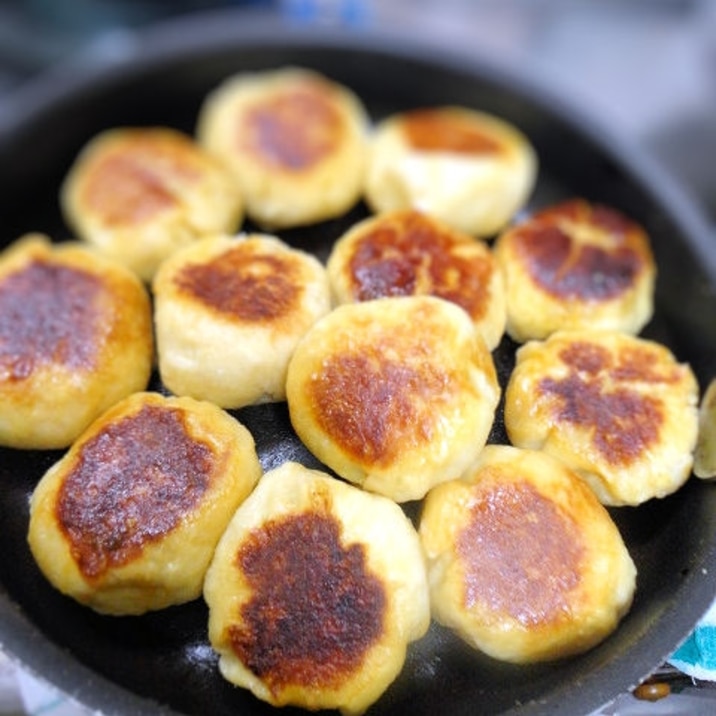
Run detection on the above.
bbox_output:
[1,14,715,716]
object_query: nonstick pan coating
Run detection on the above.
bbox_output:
[1,11,715,716]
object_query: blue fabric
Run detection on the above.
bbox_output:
[669,602,716,679]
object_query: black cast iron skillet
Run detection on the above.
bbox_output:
[1,10,716,716]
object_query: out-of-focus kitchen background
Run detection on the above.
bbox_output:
[0,1,714,714]
[0,0,714,227]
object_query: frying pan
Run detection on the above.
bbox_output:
[1,10,716,716]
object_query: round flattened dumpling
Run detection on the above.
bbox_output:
[364,106,537,238]
[326,209,506,350]
[28,392,262,616]
[204,461,429,715]
[494,199,656,342]
[153,233,332,408]
[504,330,699,506]
[0,234,153,449]
[61,126,244,281]
[419,445,636,664]
[286,295,500,502]
[197,67,369,229]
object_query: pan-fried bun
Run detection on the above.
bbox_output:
[61,126,243,281]
[326,209,506,349]
[0,234,153,450]
[197,67,369,229]
[286,296,500,502]
[505,330,698,506]
[364,106,537,238]
[694,378,716,479]
[28,392,261,616]
[419,445,636,664]
[204,461,429,715]
[494,199,656,343]
[153,233,331,408]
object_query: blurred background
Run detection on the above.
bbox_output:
[0,0,714,227]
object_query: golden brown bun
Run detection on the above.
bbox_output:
[197,67,369,229]
[693,378,716,479]
[28,392,261,616]
[61,126,243,281]
[494,199,656,342]
[204,460,429,715]
[153,233,331,408]
[286,296,500,502]
[326,209,506,349]
[0,234,153,449]
[364,106,537,238]
[419,445,636,664]
[505,330,699,506]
